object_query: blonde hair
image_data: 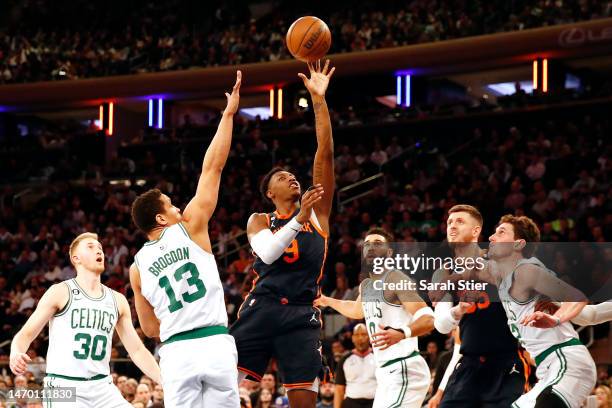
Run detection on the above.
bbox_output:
[69,232,99,265]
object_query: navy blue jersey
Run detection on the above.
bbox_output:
[250,210,327,303]
[453,277,519,356]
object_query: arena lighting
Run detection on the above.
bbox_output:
[543,58,548,93]
[99,105,104,130]
[108,102,114,135]
[404,74,411,107]
[148,99,154,127]
[269,89,274,117]
[298,97,309,108]
[157,98,163,129]
[533,60,538,91]
[396,76,402,105]
[277,88,283,119]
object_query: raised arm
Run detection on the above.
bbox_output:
[113,291,162,384]
[10,283,67,375]
[182,71,241,249]
[129,264,161,338]
[298,60,335,231]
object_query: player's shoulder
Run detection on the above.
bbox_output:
[248,212,269,223]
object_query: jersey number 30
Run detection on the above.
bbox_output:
[158,262,207,313]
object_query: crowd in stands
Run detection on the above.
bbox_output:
[0,99,610,405]
[1,0,611,83]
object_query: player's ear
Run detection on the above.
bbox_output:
[155,213,167,226]
[266,189,274,201]
[514,239,526,252]
[473,225,482,239]
[71,254,80,265]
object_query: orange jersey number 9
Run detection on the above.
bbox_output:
[283,239,300,263]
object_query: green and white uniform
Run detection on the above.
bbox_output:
[499,257,596,408]
[43,279,129,407]
[134,223,238,408]
[361,272,430,408]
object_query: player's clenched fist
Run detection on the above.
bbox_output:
[10,352,31,375]
[314,295,331,308]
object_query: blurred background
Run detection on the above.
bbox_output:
[0,1,611,407]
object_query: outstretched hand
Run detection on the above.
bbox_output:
[224,70,242,116]
[298,59,335,98]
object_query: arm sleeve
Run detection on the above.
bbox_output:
[334,354,348,386]
[438,344,462,391]
[434,300,460,334]
[571,302,612,326]
[250,217,302,264]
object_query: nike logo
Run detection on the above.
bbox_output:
[389,369,398,374]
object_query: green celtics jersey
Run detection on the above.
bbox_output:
[134,223,228,342]
[46,279,118,378]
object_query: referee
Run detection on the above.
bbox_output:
[334,324,376,408]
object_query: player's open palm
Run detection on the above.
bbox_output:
[298,59,335,97]
[224,70,242,115]
[296,184,324,223]
[10,352,31,375]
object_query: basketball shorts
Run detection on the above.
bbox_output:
[43,374,129,408]
[440,351,528,408]
[159,332,239,408]
[373,353,430,408]
[512,343,596,408]
[230,294,324,390]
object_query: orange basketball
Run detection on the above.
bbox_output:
[286,16,331,62]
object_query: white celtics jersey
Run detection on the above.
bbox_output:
[361,272,419,367]
[134,223,227,342]
[46,279,118,379]
[498,257,579,357]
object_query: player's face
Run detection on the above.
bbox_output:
[73,238,105,273]
[363,234,392,265]
[352,326,370,351]
[488,223,518,259]
[267,171,301,203]
[447,212,480,243]
[159,194,182,225]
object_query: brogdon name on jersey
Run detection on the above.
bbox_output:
[134,223,227,342]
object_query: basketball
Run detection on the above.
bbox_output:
[286,16,331,62]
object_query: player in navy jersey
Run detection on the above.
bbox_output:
[230,59,335,408]
[428,204,529,408]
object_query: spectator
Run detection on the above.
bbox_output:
[317,382,335,408]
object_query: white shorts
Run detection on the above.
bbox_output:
[159,333,239,408]
[373,354,430,408]
[43,375,129,408]
[512,344,596,408]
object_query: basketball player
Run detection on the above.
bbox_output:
[316,228,435,408]
[129,71,241,407]
[430,205,528,408]
[229,60,335,408]
[484,214,596,408]
[10,232,161,407]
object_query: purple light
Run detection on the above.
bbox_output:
[157,98,163,129]
[148,99,154,127]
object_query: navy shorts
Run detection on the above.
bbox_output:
[229,294,324,389]
[440,351,529,408]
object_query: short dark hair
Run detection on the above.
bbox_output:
[259,167,286,203]
[499,214,541,257]
[365,227,394,242]
[448,204,483,226]
[131,189,164,234]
